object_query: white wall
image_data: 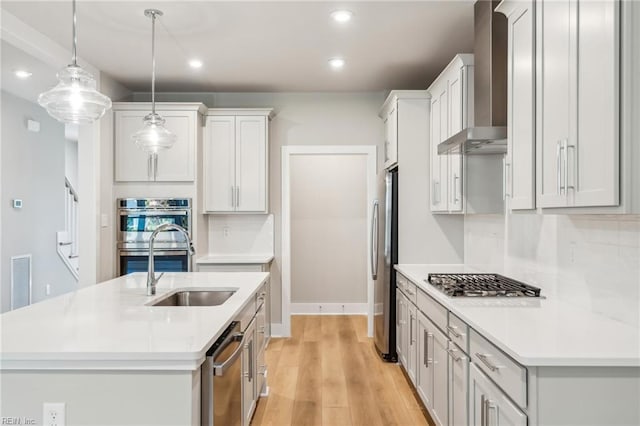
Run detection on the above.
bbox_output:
[207,214,274,256]
[0,91,76,312]
[465,213,640,327]
[130,91,387,324]
[290,154,368,306]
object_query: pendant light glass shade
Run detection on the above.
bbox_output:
[132,9,176,154]
[37,0,112,124]
[38,65,112,125]
[132,113,177,154]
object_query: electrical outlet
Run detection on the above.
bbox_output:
[43,402,65,426]
[223,226,230,238]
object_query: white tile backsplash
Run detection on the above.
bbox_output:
[207,214,274,256]
[465,213,640,327]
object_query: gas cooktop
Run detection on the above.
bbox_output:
[425,273,542,297]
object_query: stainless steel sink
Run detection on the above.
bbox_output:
[150,290,236,307]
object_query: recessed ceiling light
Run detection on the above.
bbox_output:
[14,70,32,79]
[331,10,353,23]
[188,59,203,69]
[328,58,345,70]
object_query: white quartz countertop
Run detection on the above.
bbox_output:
[196,254,274,264]
[395,264,640,367]
[0,272,269,371]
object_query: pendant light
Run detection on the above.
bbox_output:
[131,9,177,155]
[37,0,112,125]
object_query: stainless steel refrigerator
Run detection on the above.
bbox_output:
[372,168,398,362]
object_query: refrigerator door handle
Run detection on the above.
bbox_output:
[370,200,379,280]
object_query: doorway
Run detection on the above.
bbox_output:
[281,145,376,337]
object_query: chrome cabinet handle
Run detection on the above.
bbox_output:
[475,352,502,372]
[504,160,511,199]
[423,329,428,367]
[147,154,152,181]
[231,186,235,208]
[447,325,462,338]
[453,174,460,203]
[433,180,440,205]
[447,347,462,362]
[153,153,158,181]
[236,186,240,208]
[410,314,415,344]
[481,394,486,426]
[565,141,575,193]
[427,332,433,365]
[556,141,564,194]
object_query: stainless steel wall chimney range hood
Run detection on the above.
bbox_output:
[438,0,508,155]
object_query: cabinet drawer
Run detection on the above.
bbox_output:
[417,289,447,333]
[470,329,527,409]
[396,273,418,305]
[447,312,469,355]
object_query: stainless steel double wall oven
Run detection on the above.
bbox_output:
[117,198,192,276]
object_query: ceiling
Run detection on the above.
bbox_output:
[1,40,59,102]
[1,1,475,92]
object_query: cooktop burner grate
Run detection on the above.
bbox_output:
[426,273,542,297]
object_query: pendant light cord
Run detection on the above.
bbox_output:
[71,0,78,66]
[151,11,156,115]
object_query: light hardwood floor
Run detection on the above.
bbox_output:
[251,315,434,426]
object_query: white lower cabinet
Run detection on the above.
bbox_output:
[415,311,448,426]
[448,341,468,426]
[396,289,408,367]
[407,303,418,385]
[242,317,257,426]
[431,322,449,426]
[470,363,527,426]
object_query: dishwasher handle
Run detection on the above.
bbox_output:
[211,332,245,376]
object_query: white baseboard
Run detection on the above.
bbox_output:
[270,323,286,337]
[290,303,368,315]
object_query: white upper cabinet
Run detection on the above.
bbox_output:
[379,91,429,172]
[427,54,474,214]
[113,103,205,182]
[497,0,536,210]
[204,109,273,214]
[537,0,620,208]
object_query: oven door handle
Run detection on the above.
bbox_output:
[119,250,188,256]
[119,210,190,216]
[212,333,246,376]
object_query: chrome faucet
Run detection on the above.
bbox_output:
[147,223,195,296]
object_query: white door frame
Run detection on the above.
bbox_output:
[281,145,377,338]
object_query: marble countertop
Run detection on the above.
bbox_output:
[196,254,274,264]
[0,272,269,371]
[395,264,640,367]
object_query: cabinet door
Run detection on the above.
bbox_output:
[115,111,195,182]
[572,0,619,207]
[115,111,152,182]
[449,68,464,135]
[507,0,536,210]
[416,312,434,409]
[407,303,418,385]
[448,342,468,426]
[236,116,267,212]
[396,289,403,364]
[469,364,527,426]
[537,0,572,208]
[243,319,257,426]
[384,104,398,169]
[431,326,449,426]
[430,96,447,211]
[155,113,195,181]
[205,116,236,212]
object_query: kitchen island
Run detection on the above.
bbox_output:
[0,272,269,425]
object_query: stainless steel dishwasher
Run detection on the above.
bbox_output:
[201,321,245,426]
